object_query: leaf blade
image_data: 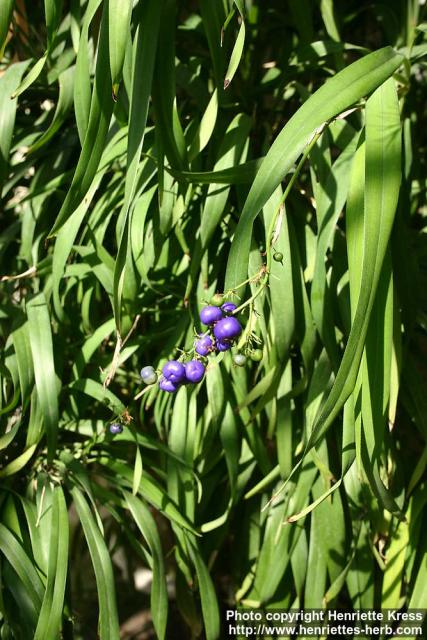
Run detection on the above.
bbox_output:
[225,47,403,291]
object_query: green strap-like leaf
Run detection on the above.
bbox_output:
[259,76,402,507]
[73,0,104,144]
[0,60,31,188]
[223,1,245,89]
[71,486,120,640]
[29,65,76,153]
[0,0,14,58]
[44,0,63,48]
[252,459,318,603]
[198,0,226,95]
[0,444,37,478]
[124,492,168,640]
[310,128,360,369]
[188,88,218,161]
[224,47,403,291]
[11,54,48,99]
[113,0,164,332]
[185,113,251,300]
[49,1,115,236]
[108,0,133,93]
[99,458,199,535]
[34,486,69,640]
[67,378,126,415]
[186,536,220,640]
[306,77,402,451]
[382,509,410,608]
[11,320,34,405]
[168,157,263,184]
[0,523,44,616]
[27,293,59,463]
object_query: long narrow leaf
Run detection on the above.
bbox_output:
[71,486,120,640]
[225,47,403,291]
[34,486,69,640]
[26,293,59,462]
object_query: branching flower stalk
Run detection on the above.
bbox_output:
[231,123,328,316]
[236,302,255,351]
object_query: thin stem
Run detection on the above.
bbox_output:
[237,302,254,350]
[103,315,141,388]
[233,123,328,315]
[233,270,268,315]
[134,384,155,402]
[224,271,261,298]
[265,124,326,273]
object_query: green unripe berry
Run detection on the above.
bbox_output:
[233,353,246,367]
[273,251,283,262]
[250,349,263,362]
[140,366,158,385]
[210,293,224,307]
[143,372,158,385]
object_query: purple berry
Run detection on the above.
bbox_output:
[162,360,186,383]
[213,316,242,341]
[216,339,232,352]
[195,334,214,356]
[159,378,180,393]
[221,302,237,314]
[185,360,205,383]
[200,305,223,325]
[109,423,123,435]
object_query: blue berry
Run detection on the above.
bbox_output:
[109,423,123,435]
[221,302,237,314]
[195,334,214,356]
[162,360,186,383]
[185,360,205,383]
[213,317,242,341]
[216,339,232,352]
[200,305,223,325]
[159,378,180,393]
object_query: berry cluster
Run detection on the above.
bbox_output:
[159,359,205,393]
[108,297,264,435]
[197,302,241,353]
[140,300,243,394]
